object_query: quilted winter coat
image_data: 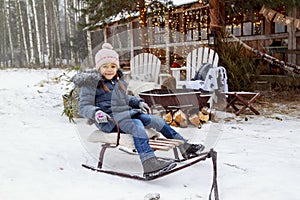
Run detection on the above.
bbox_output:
[72,69,145,132]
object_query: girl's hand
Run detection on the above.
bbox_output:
[95,110,110,123]
[139,102,150,114]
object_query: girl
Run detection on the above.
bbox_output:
[72,43,204,179]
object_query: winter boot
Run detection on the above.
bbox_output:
[142,157,177,180]
[179,143,205,159]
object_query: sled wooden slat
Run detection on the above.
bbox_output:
[155,138,185,145]
[148,138,184,151]
[148,142,175,151]
[149,141,174,147]
[149,144,173,151]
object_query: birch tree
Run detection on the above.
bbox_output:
[0,1,4,66]
[26,0,35,64]
[67,0,75,65]
[31,0,43,64]
[43,0,50,65]
[85,14,93,67]
[57,1,63,65]
[14,0,23,67]
[17,0,30,65]
[9,1,15,67]
[1,1,15,67]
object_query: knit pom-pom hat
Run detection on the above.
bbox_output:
[95,43,119,70]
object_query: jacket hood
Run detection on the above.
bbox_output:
[72,69,124,87]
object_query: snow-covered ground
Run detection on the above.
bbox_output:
[0,68,299,200]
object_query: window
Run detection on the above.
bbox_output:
[243,22,252,35]
[253,20,263,35]
[152,17,166,44]
[274,22,286,33]
[154,26,166,44]
[225,8,264,36]
[186,22,200,41]
[201,27,208,40]
[233,24,241,36]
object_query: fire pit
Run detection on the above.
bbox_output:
[138,89,210,111]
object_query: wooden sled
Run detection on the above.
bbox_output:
[80,119,219,199]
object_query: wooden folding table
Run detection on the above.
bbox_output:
[224,92,261,115]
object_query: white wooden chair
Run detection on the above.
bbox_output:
[126,53,170,95]
[129,53,162,84]
[171,47,219,88]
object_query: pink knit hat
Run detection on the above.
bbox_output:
[95,43,119,70]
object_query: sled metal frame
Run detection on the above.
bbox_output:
[81,118,219,199]
[82,149,218,199]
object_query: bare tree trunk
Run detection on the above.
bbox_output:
[15,0,23,67]
[85,14,93,67]
[66,0,75,65]
[43,0,50,66]
[16,0,29,65]
[31,0,43,65]
[48,2,55,67]
[53,0,62,66]
[4,0,15,67]
[0,1,4,66]
[73,0,80,65]
[64,0,70,65]
[26,0,35,64]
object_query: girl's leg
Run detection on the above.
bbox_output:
[136,113,204,160]
[159,122,187,141]
[118,118,155,163]
[137,113,187,142]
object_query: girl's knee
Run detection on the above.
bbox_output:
[121,118,143,129]
[146,115,165,130]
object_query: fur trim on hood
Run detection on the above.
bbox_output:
[72,69,123,88]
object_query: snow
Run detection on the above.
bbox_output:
[0,68,299,200]
[172,0,198,6]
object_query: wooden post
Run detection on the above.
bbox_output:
[139,0,149,53]
[209,0,223,50]
[165,13,170,70]
[287,8,297,67]
[209,0,219,30]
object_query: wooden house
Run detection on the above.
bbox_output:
[90,0,300,76]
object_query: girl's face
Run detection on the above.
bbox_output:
[99,63,118,80]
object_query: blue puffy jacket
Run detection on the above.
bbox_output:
[72,69,145,132]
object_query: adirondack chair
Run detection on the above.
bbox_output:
[170,47,219,88]
[129,53,162,84]
[126,53,170,95]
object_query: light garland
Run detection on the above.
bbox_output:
[135,1,210,66]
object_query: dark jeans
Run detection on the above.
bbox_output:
[117,113,186,162]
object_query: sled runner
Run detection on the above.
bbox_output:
[78,118,219,199]
[81,146,217,181]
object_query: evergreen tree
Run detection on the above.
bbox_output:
[76,0,173,30]
[78,0,140,30]
[77,0,173,52]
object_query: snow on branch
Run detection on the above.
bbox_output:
[229,33,300,75]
